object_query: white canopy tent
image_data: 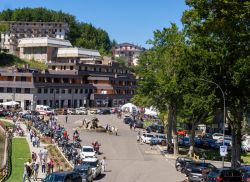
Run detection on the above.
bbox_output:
[0,101,20,106]
[144,108,158,116]
[121,103,138,113]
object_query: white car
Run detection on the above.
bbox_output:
[82,158,102,179]
[217,136,232,145]
[141,133,155,144]
[155,134,167,144]
[81,146,96,159]
[212,133,224,140]
[76,108,88,115]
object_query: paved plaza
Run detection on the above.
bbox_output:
[57,114,185,182]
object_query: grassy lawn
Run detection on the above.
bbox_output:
[241,152,250,164]
[0,53,47,70]
[7,138,31,182]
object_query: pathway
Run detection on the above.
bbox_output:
[3,119,47,181]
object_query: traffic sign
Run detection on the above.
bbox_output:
[220,145,227,156]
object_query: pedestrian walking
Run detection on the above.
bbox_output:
[32,152,37,162]
[115,127,118,136]
[100,157,106,172]
[32,136,36,147]
[23,161,32,182]
[129,122,133,130]
[33,161,39,181]
[43,147,48,162]
[41,159,46,173]
[133,122,136,131]
[36,136,40,148]
[65,115,68,123]
[49,158,54,173]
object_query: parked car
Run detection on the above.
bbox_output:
[99,108,111,115]
[146,124,164,133]
[74,164,93,182]
[207,168,242,182]
[188,167,211,182]
[89,109,97,114]
[132,120,143,128]
[81,146,96,159]
[183,162,216,177]
[42,171,82,182]
[36,105,54,115]
[76,107,88,115]
[212,133,224,140]
[141,133,155,144]
[67,108,76,115]
[123,117,133,124]
[175,157,193,172]
[81,158,102,179]
[155,134,167,145]
[237,165,250,182]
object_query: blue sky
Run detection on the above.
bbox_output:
[0,0,188,48]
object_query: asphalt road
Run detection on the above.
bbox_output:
[57,114,185,182]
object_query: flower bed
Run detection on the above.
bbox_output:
[47,145,72,171]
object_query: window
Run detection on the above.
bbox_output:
[44,89,48,94]
[38,88,42,93]
[68,89,72,94]
[94,80,98,84]
[61,89,65,94]
[70,66,73,70]
[24,88,30,93]
[16,88,21,93]
[21,77,26,82]
[75,89,78,94]
[0,88,4,93]
[85,89,88,94]
[56,89,59,94]
[50,89,54,94]
[80,89,83,94]
[7,88,12,93]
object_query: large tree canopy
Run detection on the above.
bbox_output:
[182,0,250,167]
[0,8,112,55]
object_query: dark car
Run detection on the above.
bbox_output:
[133,120,144,128]
[99,109,111,115]
[146,124,164,133]
[237,165,250,182]
[74,165,93,182]
[43,171,82,182]
[188,167,212,182]
[183,162,216,177]
[207,168,242,182]
[123,117,133,124]
[175,157,193,172]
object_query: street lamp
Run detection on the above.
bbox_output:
[199,78,226,167]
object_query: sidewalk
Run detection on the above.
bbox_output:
[8,119,48,182]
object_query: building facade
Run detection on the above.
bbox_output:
[0,21,68,54]
[0,49,136,109]
[113,43,145,66]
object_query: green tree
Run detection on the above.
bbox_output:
[182,0,250,167]
[134,24,187,155]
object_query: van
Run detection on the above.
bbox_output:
[36,105,54,115]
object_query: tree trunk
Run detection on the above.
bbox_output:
[188,123,196,157]
[171,103,179,156]
[231,119,242,167]
[167,108,173,144]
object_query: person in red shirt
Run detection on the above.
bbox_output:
[63,130,68,139]
[49,158,54,173]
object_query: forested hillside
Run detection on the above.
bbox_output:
[0,8,112,55]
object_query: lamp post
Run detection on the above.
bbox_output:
[199,78,226,167]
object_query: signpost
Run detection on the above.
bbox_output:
[220,145,228,157]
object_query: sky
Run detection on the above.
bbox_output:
[0,0,188,48]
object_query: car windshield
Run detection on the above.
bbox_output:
[44,173,65,182]
[147,135,154,138]
[82,148,94,152]
[83,161,97,167]
[74,168,88,175]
